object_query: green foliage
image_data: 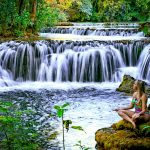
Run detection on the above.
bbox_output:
[89,0,150,22]
[63,120,72,132]
[35,2,65,31]
[54,103,69,118]
[63,0,92,21]
[139,22,150,37]
[54,103,86,149]
[71,126,86,133]
[0,100,40,150]
[74,140,91,150]
[0,0,65,37]
[78,0,93,21]
[141,125,150,136]
[54,103,70,149]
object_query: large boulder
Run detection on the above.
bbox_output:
[116,75,135,94]
[95,120,150,150]
[116,75,150,96]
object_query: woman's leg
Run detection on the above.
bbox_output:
[117,110,136,128]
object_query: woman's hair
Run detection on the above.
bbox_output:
[136,80,145,93]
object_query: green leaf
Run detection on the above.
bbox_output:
[54,105,60,110]
[63,120,72,125]
[62,103,70,108]
[142,125,150,131]
[57,109,64,118]
[71,126,86,133]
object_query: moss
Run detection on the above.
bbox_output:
[112,120,150,136]
[112,120,134,130]
[96,127,150,150]
[96,120,150,150]
[116,75,150,96]
[116,75,135,93]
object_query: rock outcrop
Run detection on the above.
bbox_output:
[95,75,150,150]
[116,75,150,96]
[95,120,150,150]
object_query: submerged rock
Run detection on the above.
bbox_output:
[95,120,150,150]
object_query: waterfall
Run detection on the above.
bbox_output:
[138,44,150,82]
[0,23,149,86]
[38,46,125,82]
[41,27,143,36]
[0,40,147,83]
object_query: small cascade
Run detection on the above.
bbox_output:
[41,27,143,36]
[0,40,147,83]
[72,22,139,28]
[38,46,125,82]
[138,44,150,82]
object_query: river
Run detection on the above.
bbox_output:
[0,22,150,149]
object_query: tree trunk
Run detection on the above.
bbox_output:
[30,0,37,23]
[18,0,24,15]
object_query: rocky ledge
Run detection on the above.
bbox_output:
[116,75,150,96]
[95,75,150,150]
[95,120,150,150]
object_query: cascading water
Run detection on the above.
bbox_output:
[41,27,143,36]
[138,44,150,82]
[0,40,147,84]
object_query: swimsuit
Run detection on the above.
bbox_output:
[132,98,150,115]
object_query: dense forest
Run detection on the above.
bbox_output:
[0,0,150,37]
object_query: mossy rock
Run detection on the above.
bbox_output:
[112,120,150,136]
[95,126,150,150]
[111,120,133,130]
[116,75,134,94]
[116,75,150,96]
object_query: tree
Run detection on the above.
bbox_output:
[0,0,64,37]
[90,0,150,22]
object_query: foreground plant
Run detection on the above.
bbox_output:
[0,100,40,150]
[74,140,91,150]
[54,103,86,150]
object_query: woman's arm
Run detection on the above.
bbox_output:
[138,94,147,115]
[113,92,136,111]
[113,102,134,111]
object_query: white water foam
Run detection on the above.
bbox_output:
[39,33,146,41]
[0,81,120,92]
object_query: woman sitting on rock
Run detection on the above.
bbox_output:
[114,80,150,129]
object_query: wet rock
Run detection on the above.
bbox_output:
[116,75,135,94]
[112,120,150,136]
[116,75,150,96]
[95,120,150,150]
